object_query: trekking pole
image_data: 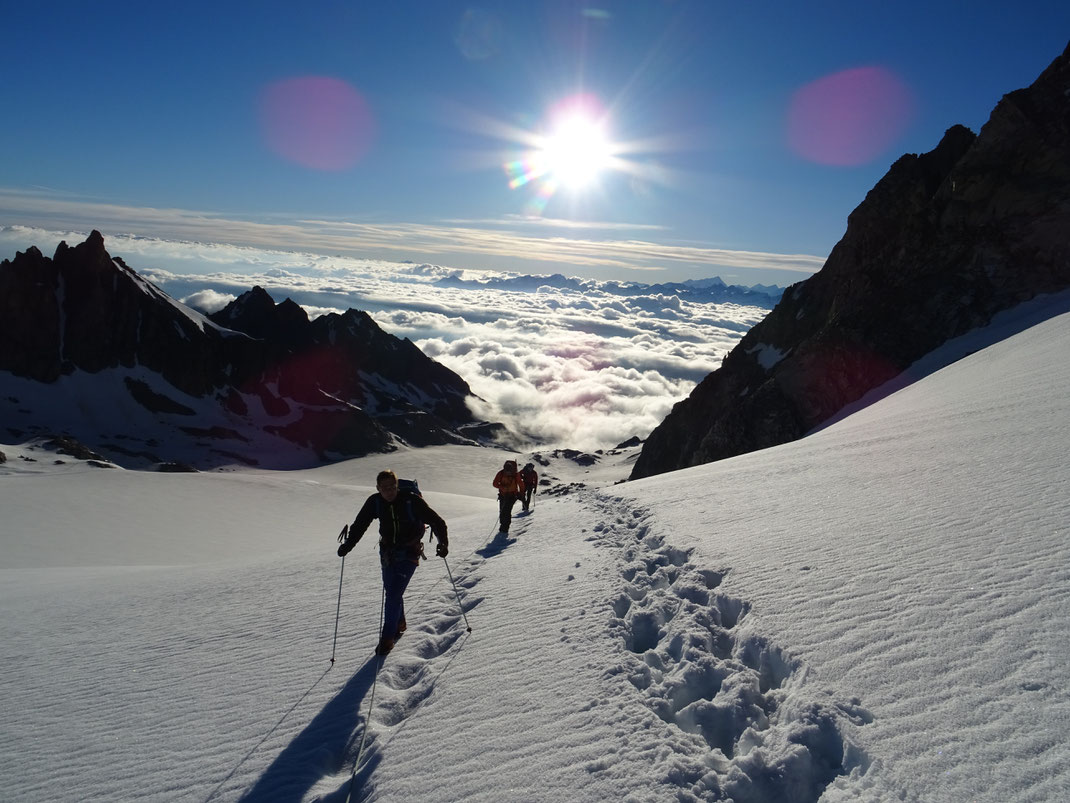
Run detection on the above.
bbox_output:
[442,556,473,632]
[330,525,348,665]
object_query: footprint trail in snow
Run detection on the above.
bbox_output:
[589,492,873,802]
[317,488,871,802]
[332,545,490,801]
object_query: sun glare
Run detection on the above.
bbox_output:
[538,114,613,189]
[503,93,626,213]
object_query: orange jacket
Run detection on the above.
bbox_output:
[493,469,525,496]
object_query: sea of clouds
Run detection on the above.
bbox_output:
[2,227,778,451]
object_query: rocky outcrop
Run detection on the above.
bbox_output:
[0,232,495,467]
[632,41,1070,480]
[0,231,253,395]
[209,287,480,446]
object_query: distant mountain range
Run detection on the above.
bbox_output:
[433,271,784,307]
[632,40,1070,479]
[0,231,504,469]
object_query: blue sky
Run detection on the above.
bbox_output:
[2,2,1068,285]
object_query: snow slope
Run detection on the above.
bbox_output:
[2,292,1069,802]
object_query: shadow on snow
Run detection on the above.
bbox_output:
[475,529,518,559]
[236,658,382,802]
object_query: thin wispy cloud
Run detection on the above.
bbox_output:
[0,189,826,282]
[440,215,670,232]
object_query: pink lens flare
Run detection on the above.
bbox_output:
[787,66,915,167]
[260,76,376,171]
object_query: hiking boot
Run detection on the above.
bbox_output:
[394,615,407,640]
[375,637,395,656]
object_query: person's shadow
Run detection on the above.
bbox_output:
[234,658,382,802]
[475,529,517,558]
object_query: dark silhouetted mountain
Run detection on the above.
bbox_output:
[632,41,1070,480]
[0,232,502,468]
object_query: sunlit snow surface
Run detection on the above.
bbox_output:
[2,292,1069,801]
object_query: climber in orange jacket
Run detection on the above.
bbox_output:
[492,459,525,533]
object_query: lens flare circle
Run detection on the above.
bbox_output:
[260,76,376,171]
[787,66,914,167]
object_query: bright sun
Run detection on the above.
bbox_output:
[537,113,614,189]
[503,93,631,212]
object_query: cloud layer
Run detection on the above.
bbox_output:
[378,279,762,449]
[2,227,773,451]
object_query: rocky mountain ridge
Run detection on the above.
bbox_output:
[632,41,1070,479]
[0,231,501,469]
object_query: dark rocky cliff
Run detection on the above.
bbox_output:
[0,232,497,468]
[632,41,1070,480]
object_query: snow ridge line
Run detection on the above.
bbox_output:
[588,492,873,802]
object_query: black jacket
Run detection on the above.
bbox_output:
[339,491,447,561]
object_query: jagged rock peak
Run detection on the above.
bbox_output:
[237,284,275,306]
[210,286,311,342]
[85,229,106,250]
[52,228,98,264]
[276,297,309,323]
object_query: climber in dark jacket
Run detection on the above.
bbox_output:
[337,470,448,656]
[520,462,538,512]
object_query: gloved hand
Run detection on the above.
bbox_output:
[436,539,449,558]
[338,541,353,557]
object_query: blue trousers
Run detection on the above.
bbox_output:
[380,552,418,642]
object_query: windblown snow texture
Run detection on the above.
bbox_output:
[3,293,1070,801]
